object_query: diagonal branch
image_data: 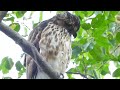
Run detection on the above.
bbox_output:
[0,11,8,22]
[0,11,60,79]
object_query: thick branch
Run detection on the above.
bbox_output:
[0,11,8,22]
[0,11,60,79]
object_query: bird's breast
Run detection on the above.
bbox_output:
[39,22,72,74]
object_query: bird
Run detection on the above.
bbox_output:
[24,11,80,79]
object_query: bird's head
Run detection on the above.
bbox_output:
[55,11,80,38]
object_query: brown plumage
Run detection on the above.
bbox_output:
[24,11,80,79]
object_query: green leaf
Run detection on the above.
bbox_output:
[112,68,120,77]
[104,11,110,19]
[92,26,107,38]
[74,11,81,16]
[0,65,1,70]
[15,61,26,78]
[81,11,94,17]
[22,27,28,37]
[116,32,120,43]
[108,11,118,22]
[1,57,14,70]
[79,38,87,45]
[86,11,94,17]
[68,68,77,72]
[15,11,26,18]
[108,33,113,40]
[89,44,103,61]
[39,11,43,21]
[2,67,9,74]
[108,54,118,61]
[81,23,91,30]
[3,17,14,22]
[87,69,96,79]
[77,62,85,74]
[95,36,110,48]
[82,42,90,51]
[81,11,88,16]
[2,77,12,79]
[72,40,80,48]
[18,67,26,78]
[82,41,94,52]
[1,57,14,74]
[72,46,82,58]
[101,64,110,75]
[91,14,105,28]
[9,23,20,32]
[67,67,82,79]
[15,61,24,71]
[93,70,98,79]
[87,58,96,65]
[75,11,84,19]
[29,11,35,18]
[67,74,74,79]
[77,27,84,38]
[118,55,120,62]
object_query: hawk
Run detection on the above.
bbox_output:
[24,11,80,79]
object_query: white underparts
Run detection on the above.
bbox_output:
[37,22,72,79]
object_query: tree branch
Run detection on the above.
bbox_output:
[66,72,88,79]
[0,11,8,22]
[0,11,60,79]
[66,72,95,79]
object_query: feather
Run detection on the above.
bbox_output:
[24,11,80,79]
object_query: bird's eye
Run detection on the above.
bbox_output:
[65,21,71,26]
[66,19,73,25]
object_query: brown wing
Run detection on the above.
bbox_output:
[24,21,49,79]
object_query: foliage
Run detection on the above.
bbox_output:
[69,11,120,79]
[1,11,120,79]
[0,57,14,74]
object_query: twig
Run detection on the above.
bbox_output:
[111,45,120,55]
[97,61,108,70]
[87,74,95,79]
[82,56,87,78]
[97,45,120,71]
[0,11,60,79]
[66,72,88,79]
[66,71,95,79]
[21,22,31,31]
